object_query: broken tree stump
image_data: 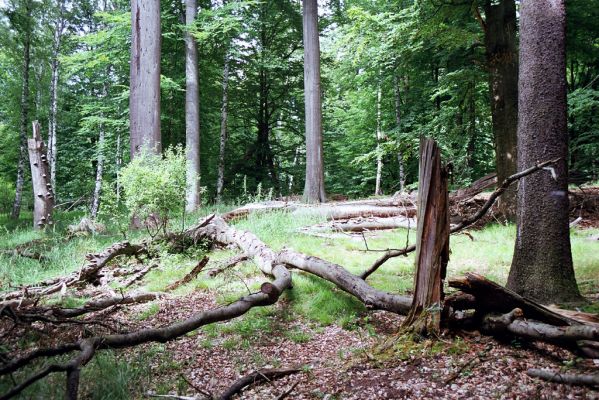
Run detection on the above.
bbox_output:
[27,121,55,229]
[403,138,450,336]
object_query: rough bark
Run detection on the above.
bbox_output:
[483,0,518,221]
[375,83,383,196]
[11,0,32,220]
[216,50,230,203]
[403,138,450,335]
[129,0,162,157]
[302,0,326,203]
[185,0,200,212]
[527,369,599,388]
[27,121,55,229]
[507,0,582,303]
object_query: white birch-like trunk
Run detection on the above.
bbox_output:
[185,0,200,212]
[394,74,405,192]
[91,83,108,219]
[374,83,383,196]
[216,51,230,204]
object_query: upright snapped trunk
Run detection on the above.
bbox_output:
[393,75,405,193]
[129,0,162,158]
[507,0,582,304]
[185,0,200,212]
[484,0,518,221]
[27,121,54,229]
[216,51,230,204]
[302,0,326,203]
[374,83,383,196]
[11,2,32,220]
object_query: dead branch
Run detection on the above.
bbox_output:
[218,367,300,400]
[166,257,209,291]
[360,158,562,280]
[122,263,159,288]
[527,369,599,388]
[207,254,248,278]
[275,380,300,400]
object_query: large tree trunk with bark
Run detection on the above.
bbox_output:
[216,51,230,203]
[507,0,582,304]
[403,138,449,335]
[302,0,326,203]
[11,1,32,220]
[484,0,518,221]
[185,0,200,212]
[27,121,55,229]
[129,0,162,157]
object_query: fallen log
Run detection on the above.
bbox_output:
[207,254,249,278]
[166,257,209,291]
[299,216,415,234]
[1,241,145,305]
[527,369,599,388]
[123,263,159,288]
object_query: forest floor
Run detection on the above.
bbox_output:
[1,199,599,399]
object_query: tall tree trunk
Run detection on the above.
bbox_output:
[91,83,108,220]
[374,83,383,196]
[466,82,477,174]
[302,0,326,203]
[216,51,230,204]
[484,0,518,221]
[116,132,122,201]
[507,0,582,304]
[393,75,405,192]
[28,121,54,229]
[185,0,200,212]
[11,1,32,220]
[48,2,65,200]
[129,0,162,158]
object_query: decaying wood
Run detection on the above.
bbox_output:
[403,138,450,335]
[527,369,599,388]
[1,241,145,306]
[361,157,563,280]
[27,121,55,229]
[166,257,209,291]
[450,173,497,203]
[218,367,300,400]
[123,263,159,288]
[299,216,415,234]
[0,249,46,262]
[448,273,577,326]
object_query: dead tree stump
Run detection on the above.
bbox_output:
[27,121,55,229]
[403,138,450,336]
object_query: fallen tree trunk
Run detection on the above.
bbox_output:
[527,369,599,388]
[299,216,415,234]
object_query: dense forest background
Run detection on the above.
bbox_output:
[0,0,598,213]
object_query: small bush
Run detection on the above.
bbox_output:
[114,145,188,237]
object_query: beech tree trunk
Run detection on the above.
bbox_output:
[403,138,450,335]
[90,88,106,220]
[185,0,200,212]
[484,0,518,221]
[507,0,582,304]
[394,74,405,192]
[129,0,162,157]
[216,51,230,204]
[302,0,326,203]
[11,1,32,220]
[47,1,65,195]
[27,121,55,229]
[374,83,383,196]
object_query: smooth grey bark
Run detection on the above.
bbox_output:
[507,0,582,303]
[393,75,405,192]
[129,0,162,157]
[216,51,230,204]
[47,0,66,196]
[483,0,518,221]
[185,0,200,212]
[374,83,383,196]
[302,0,326,203]
[11,1,32,220]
